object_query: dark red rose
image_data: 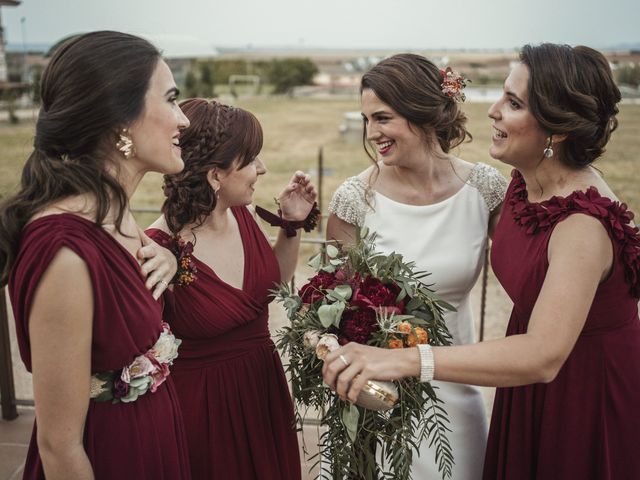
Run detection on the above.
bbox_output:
[352,275,404,312]
[339,308,379,344]
[113,378,129,399]
[299,271,338,303]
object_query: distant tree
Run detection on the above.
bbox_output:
[184,70,198,98]
[210,59,250,84]
[31,66,43,104]
[0,89,19,124]
[267,58,318,95]
[199,62,214,97]
[200,62,212,85]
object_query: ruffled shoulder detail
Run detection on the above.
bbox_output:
[509,170,640,297]
[467,162,508,212]
[328,176,373,227]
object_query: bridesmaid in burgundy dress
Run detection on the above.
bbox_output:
[147,98,317,479]
[323,44,640,480]
[0,32,192,479]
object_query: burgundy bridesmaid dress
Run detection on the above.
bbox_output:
[9,214,191,480]
[484,171,640,479]
[148,205,301,480]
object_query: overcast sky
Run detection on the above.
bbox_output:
[2,0,639,50]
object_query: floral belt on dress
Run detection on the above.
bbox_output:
[89,322,181,403]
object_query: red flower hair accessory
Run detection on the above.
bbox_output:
[440,67,470,102]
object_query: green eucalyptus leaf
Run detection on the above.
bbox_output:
[341,403,360,443]
[413,309,434,322]
[333,284,352,300]
[326,244,339,258]
[437,300,457,312]
[308,253,322,270]
[330,302,346,328]
[321,264,336,274]
[318,302,345,328]
[409,316,429,325]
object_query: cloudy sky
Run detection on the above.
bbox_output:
[2,0,639,50]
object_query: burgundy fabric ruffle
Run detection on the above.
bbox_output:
[508,170,640,297]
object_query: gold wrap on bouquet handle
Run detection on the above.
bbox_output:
[311,333,399,411]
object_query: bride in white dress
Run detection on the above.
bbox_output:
[326,53,506,479]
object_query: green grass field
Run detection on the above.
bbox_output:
[1,99,639,233]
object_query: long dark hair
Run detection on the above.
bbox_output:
[520,43,621,168]
[0,31,161,285]
[162,98,263,234]
[360,53,471,161]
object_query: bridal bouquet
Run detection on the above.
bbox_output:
[274,229,455,480]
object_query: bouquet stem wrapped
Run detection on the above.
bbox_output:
[274,229,456,479]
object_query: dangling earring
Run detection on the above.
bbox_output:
[116,129,135,159]
[543,136,554,158]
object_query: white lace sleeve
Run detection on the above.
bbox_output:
[328,177,371,227]
[468,163,508,212]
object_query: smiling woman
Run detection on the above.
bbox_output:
[487,64,550,169]
[323,44,640,480]
[326,53,506,480]
[128,71,189,177]
[146,98,318,479]
[0,31,192,480]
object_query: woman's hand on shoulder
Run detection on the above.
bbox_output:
[277,171,317,221]
[137,226,176,300]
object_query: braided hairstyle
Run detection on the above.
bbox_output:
[360,53,472,161]
[520,44,621,168]
[162,98,263,234]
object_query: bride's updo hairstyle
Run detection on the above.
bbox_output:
[0,30,161,285]
[360,53,471,161]
[162,98,263,234]
[520,43,621,168]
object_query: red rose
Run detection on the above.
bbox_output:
[299,271,338,304]
[339,307,379,344]
[352,276,405,312]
